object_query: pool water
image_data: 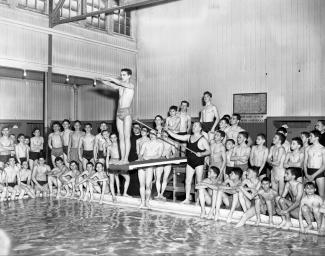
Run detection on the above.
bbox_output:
[0,198,325,256]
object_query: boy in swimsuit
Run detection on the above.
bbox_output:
[0,168,8,201]
[99,68,134,164]
[276,127,291,153]
[4,157,20,200]
[301,131,310,152]
[68,120,85,165]
[94,122,109,164]
[32,156,51,197]
[79,123,96,171]
[200,91,220,133]
[138,130,164,208]
[304,130,325,197]
[62,119,72,167]
[299,182,323,233]
[209,130,226,176]
[29,128,44,175]
[238,168,261,212]
[15,134,29,165]
[48,157,68,198]
[178,100,191,156]
[196,166,221,218]
[166,122,210,204]
[268,133,286,195]
[87,162,108,204]
[18,160,35,199]
[207,167,242,223]
[249,133,268,180]
[235,177,278,228]
[227,114,245,144]
[165,105,181,133]
[218,118,231,144]
[276,168,304,229]
[60,161,80,198]
[284,137,304,181]
[107,133,130,200]
[225,139,235,180]
[231,131,251,179]
[136,127,150,157]
[48,122,64,167]
[0,127,14,169]
[155,130,176,200]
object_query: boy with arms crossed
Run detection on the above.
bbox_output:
[249,134,268,180]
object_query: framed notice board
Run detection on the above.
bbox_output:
[233,93,267,114]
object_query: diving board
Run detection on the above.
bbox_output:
[109,157,187,171]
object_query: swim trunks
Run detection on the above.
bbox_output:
[0,154,10,164]
[20,180,28,185]
[19,157,27,164]
[307,168,324,179]
[250,165,267,177]
[69,148,79,162]
[29,151,40,160]
[82,150,94,161]
[177,132,188,136]
[117,107,131,121]
[235,163,249,173]
[97,150,105,159]
[37,180,48,186]
[201,122,214,133]
[52,147,63,157]
[186,136,205,169]
[7,182,16,187]
[108,158,120,174]
[290,167,303,179]
[63,146,68,155]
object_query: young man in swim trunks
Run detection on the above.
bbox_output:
[3,157,20,200]
[155,130,176,200]
[209,130,226,175]
[165,105,181,133]
[196,166,221,218]
[276,168,304,229]
[166,122,210,204]
[79,123,96,171]
[231,131,251,179]
[304,130,325,198]
[48,157,68,198]
[15,134,29,165]
[315,120,325,147]
[178,100,191,156]
[87,162,109,204]
[61,119,72,167]
[276,127,291,153]
[200,91,220,133]
[17,160,35,199]
[300,131,310,152]
[227,114,245,144]
[225,139,235,180]
[136,127,150,157]
[249,133,268,180]
[299,182,323,233]
[0,127,14,169]
[129,123,141,162]
[29,128,44,175]
[99,68,134,164]
[218,118,231,144]
[207,167,243,223]
[94,122,109,164]
[32,156,51,197]
[235,177,278,228]
[75,162,95,200]
[284,137,304,182]
[268,132,286,195]
[68,120,85,166]
[60,160,80,198]
[138,130,164,208]
[48,122,64,167]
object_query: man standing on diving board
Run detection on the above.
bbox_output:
[99,68,134,164]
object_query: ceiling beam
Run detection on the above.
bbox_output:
[51,0,178,27]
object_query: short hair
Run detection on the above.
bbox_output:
[52,121,61,128]
[317,120,325,126]
[8,156,15,161]
[310,130,321,139]
[261,177,270,183]
[1,126,10,131]
[292,137,303,148]
[74,120,81,125]
[256,133,266,141]
[287,167,300,179]
[275,132,285,144]
[215,130,225,138]
[100,121,107,126]
[110,133,117,137]
[232,113,241,121]
[249,167,259,177]
[86,162,94,167]
[180,100,189,107]
[300,131,310,138]
[84,123,92,128]
[169,105,178,112]
[69,161,79,169]
[141,127,148,132]
[239,131,249,140]
[276,127,287,135]
[55,157,63,163]
[226,139,235,145]
[304,182,315,189]
[209,166,220,177]
[62,119,70,124]
[121,68,132,76]
[133,123,140,128]
[203,91,212,97]
[17,133,25,140]
[32,128,41,135]
[219,118,230,125]
[222,114,231,120]
[95,162,104,169]
[101,129,109,135]
[231,167,243,179]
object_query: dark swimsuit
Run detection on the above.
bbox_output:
[97,150,105,159]
[63,146,69,155]
[251,165,267,177]
[7,182,16,187]
[82,150,94,161]
[37,180,48,186]
[201,122,214,133]
[29,151,40,160]
[186,136,205,169]
[19,157,27,163]
[307,168,324,179]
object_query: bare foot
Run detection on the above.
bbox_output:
[123,194,132,198]
[235,221,244,228]
[117,193,121,197]
[277,220,287,229]
[255,219,261,226]
[112,197,117,203]
[154,194,160,199]
[160,195,166,201]
[146,201,151,209]
[226,216,232,224]
[200,211,207,219]
[305,224,313,232]
[181,199,191,205]
[269,221,275,228]
[139,202,145,209]
[282,222,293,230]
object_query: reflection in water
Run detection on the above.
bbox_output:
[0,198,324,256]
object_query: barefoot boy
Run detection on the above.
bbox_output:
[284,137,304,181]
[231,131,251,179]
[79,123,96,171]
[209,130,226,173]
[249,133,268,180]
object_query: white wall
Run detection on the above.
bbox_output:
[136,0,325,119]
